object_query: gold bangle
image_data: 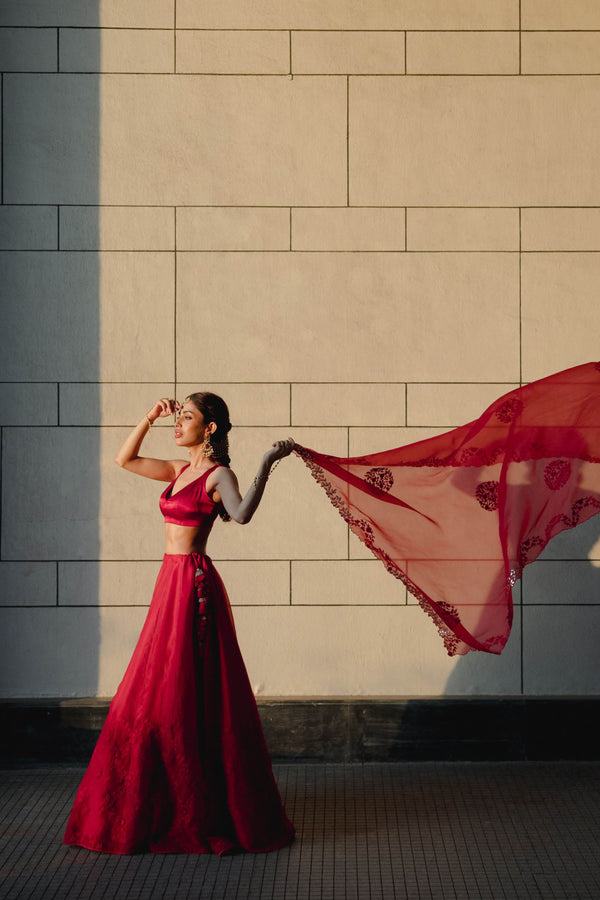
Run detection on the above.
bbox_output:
[145,415,153,428]
[253,471,269,489]
[252,458,282,489]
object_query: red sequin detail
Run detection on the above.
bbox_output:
[544,459,571,491]
[475,481,499,511]
[365,467,394,492]
[495,398,523,423]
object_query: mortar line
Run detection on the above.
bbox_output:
[0,74,3,205]
[519,207,522,385]
[0,381,522,388]
[50,70,600,76]
[0,427,2,561]
[174,206,177,386]
[1,600,596,607]
[520,599,524,695]
[518,0,522,76]
[346,76,350,206]
[346,426,351,560]
[9,202,600,210]
[16,24,600,32]
[0,247,542,254]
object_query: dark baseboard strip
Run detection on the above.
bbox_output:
[1,697,600,764]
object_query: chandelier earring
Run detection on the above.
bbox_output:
[202,434,214,458]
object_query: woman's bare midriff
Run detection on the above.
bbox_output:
[164,522,214,556]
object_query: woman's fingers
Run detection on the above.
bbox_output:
[157,398,179,417]
[271,437,295,456]
[145,398,180,424]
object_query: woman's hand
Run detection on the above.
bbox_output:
[263,437,295,467]
[147,398,180,424]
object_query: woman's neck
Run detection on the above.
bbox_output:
[187,448,215,471]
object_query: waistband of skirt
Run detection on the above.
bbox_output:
[162,552,212,561]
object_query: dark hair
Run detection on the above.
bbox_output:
[186,392,232,521]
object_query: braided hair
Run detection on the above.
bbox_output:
[186,392,232,521]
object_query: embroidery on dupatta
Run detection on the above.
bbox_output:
[295,364,600,657]
[475,481,500,511]
[544,459,571,490]
[295,446,465,656]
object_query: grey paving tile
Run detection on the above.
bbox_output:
[1,763,600,899]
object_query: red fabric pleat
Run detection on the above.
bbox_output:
[295,362,600,656]
[63,553,294,854]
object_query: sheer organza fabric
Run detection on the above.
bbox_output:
[295,362,600,656]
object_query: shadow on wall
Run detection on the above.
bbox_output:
[0,17,101,698]
[444,515,600,696]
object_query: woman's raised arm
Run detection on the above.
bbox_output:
[115,398,184,482]
[211,439,295,524]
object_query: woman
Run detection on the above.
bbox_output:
[63,393,295,855]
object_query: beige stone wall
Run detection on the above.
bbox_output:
[1,1,600,698]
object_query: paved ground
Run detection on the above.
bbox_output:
[1,762,600,899]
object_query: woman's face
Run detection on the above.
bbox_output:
[174,401,211,448]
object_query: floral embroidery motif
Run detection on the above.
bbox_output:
[298,450,600,658]
[295,447,377,550]
[365,467,394,492]
[475,481,500,511]
[545,496,600,536]
[382,437,598,470]
[482,633,509,652]
[544,459,571,491]
[519,536,545,567]
[437,600,461,626]
[297,446,467,657]
[457,445,505,467]
[518,496,600,567]
[495,398,524,423]
[419,600,460,656]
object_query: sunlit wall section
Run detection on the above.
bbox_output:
[1,0,600,697]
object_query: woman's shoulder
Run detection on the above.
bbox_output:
[209,463,236,482]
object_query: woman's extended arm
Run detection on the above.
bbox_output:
[115,398,183,482]
[211,439,294,524]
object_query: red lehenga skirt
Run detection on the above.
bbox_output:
[63,554,294,855]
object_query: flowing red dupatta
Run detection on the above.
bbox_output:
[295,362,600,656]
